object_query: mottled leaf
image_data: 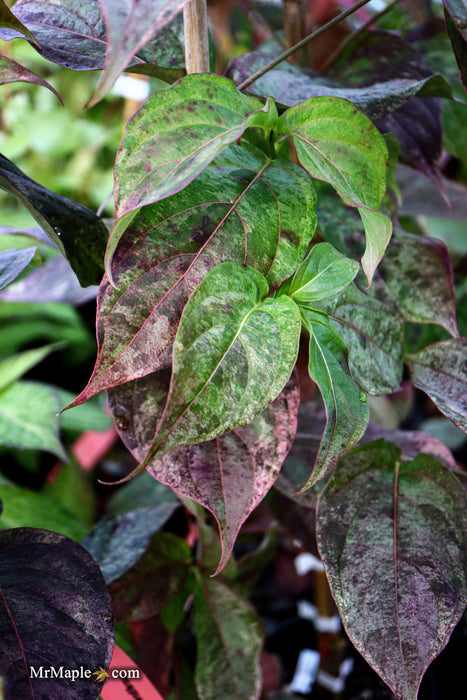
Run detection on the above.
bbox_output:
[0,54,61,101]
[194,574,263,700]
[108,372,300,573]
[300,308,369,488]
[0,487,88,540]
[82,503,178,583]
[445,0,467,91]
[0,343,61,392]
[0,0,38,46]
[379,230,459,336]
[0,528,114,699]
[286,242,359,304]
[0,253,98,305]
[89,0,189,105]
[405,338,467,432]
[0,381,67,459]
[0,247,35,290]
[317,441,467,700]
[315,283,404,395]
[0,154,107,287]
[72,145,315,405]
[277,97,391,284]
[109,532,190,621]
[136,262,300,471]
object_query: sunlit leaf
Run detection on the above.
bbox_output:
[317,440,467,700]
[315,283,404,395]
[194,574,263,700]
[286,242,359,304]
[277,96,391,284]
[0,343,62,392]
[0,55,62,101]
[136,262,300,471]
[0,247,35,290]
[300,308,369,488]
[0,381,67,459]
[89,0,189,105]
[71,145,315,405]
[0,529,114,698]
[0,154,107,287]
[108,373,300,573]
[109,532,190,621]
[405,338,467,432]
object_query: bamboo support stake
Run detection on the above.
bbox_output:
[184,0,210,74]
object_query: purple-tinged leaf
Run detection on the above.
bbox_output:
[379,230,459,336]
[277,97,391,285]
[445,1,467,92]
[0,253,98,305]
[0,528,114,699]
[82,503,178,584]
[71,145,315,405]
[315,283,404,395]
[109,532,190,622]
[405,338,467,432]
[317,440,467,700]
[0,154,107,287]
[0,55,62,101]
[0,0,38,46]
[0,247,35,290]
[194,574,263,700]
[108,372,299,573]
[89,0,189,105]
[300,308,369,489]
[133,262,300,473]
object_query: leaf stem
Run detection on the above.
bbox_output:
[320,0,404,73]
[184,0,210,74]
[237,0,374,91]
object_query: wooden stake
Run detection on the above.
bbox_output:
[184,0,210,74]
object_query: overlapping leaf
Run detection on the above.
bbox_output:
[0,55,61,100]
[0,154,107,287]
[276,96,391,285]
[89,0,190,105]
[71,144,315,405]
[317,440,467,700]
[194,575,263,700]
[315,283,404,395]
[0,247,35,290]
[108,372,300,573]
[300,308,369,488]
[405,338,467,432]
[445,0,467,91]
[0,0,38,46]
[0,529,114,700]
[134,262,300,470]
[287,242,359,303]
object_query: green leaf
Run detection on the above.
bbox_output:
[0,343,62,393]
[109,75,268,274]
[88,0,189,105]
[405,338,467,432]
[286,242,359,304]
[0,154,107,287]
[0,55,62,100]
[107,372,300,573]
[0,0,39,46]
[57,391,112,433]
[72,145,315,405]
[300,308,369,488]
[445,1,467,92]
[0,246,36,290]
[137,262,301,471]
[0,485,88,540]
[0,381,67,459]
[276,96,391,285]
[109,532,190,622]
[194,574,263,700]
[43,457,97,526]
[315,284,404,395]
[317,440,467,700]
